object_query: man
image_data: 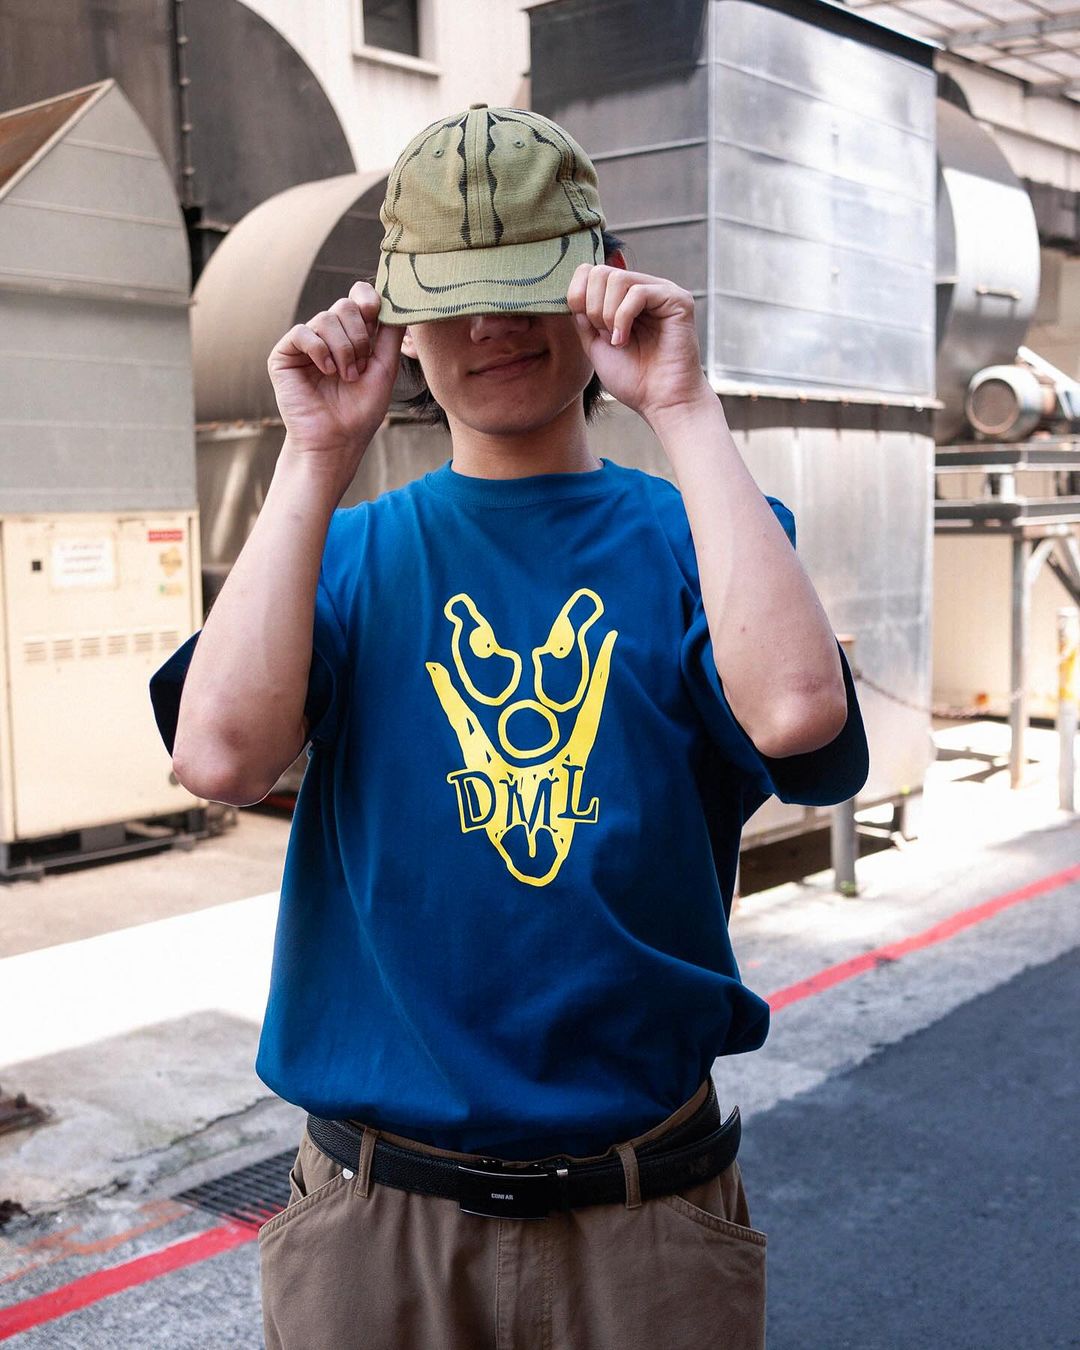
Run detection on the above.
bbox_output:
[150,104,868,1349]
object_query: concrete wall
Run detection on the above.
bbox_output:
[940,53,1080,192]
[1025,246,1080,381]
[236,0,532,172]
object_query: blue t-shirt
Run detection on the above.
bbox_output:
[149,455,868,1159]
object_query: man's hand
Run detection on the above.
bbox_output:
[566,264,712,427]
[267,280,404,466]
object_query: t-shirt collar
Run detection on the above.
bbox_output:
[423,456,620,508]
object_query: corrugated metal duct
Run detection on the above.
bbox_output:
[529,0,946,829]
[0,0,356,282]
[190,172,388,425]
[0,79,195,512]
[530,0,939,407]
[934,98,1040,444]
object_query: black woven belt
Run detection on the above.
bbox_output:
[305,1081,740,1220]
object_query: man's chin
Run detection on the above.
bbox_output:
[449,390,588,440]
[451,407,561,439]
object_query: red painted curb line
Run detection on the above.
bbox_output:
[0,1220,259,1340]
[765,860,1080,1012]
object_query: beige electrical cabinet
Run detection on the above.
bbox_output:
[0,512,202,844]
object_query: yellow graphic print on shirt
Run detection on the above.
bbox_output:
[426,589,617,888]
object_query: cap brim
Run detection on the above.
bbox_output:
[375,227,604,325]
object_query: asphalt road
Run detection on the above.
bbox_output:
[739,946,1080,1350]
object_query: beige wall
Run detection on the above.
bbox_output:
[941,53,1080,192]
[1025,247,1080,382]
[236,0,531,173]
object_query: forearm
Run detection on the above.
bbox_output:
[647,390,847,757]
[172,441,347,800]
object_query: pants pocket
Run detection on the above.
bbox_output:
[259,1131,364,1348]
[259,1128,350,1242]
[657,1159,768,1247]
[555,1159,767,1350]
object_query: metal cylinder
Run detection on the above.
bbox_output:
[964,363,1055,441]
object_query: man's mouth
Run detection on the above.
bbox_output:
[471,351,547,377]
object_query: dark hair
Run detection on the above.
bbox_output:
[393,227,629,428]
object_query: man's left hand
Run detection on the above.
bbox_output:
[566,263,712,426]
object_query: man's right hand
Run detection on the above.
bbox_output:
[267,280,405,466]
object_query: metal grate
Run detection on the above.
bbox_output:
[172,1147,296,1230]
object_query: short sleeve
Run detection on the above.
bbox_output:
[147,566,349,757]
[681,496,870,808]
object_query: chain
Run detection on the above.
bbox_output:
[848,663,1001,722]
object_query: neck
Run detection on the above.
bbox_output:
[444,400,601,479]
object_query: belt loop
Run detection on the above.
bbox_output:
[615,1141,641,1209]
[553,1163,571,1212]
[353,1125,380,1198]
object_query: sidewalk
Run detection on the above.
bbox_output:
[0,716,1076,1219]
[0,812,296,1217]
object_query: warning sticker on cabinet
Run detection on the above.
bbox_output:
[158,546,183,577]
[51,539,116,589]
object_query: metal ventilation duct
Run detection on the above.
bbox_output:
[0,79,194,512]
[934,97,1041,444]
[190,171,388,425]
[965,364,1050,441]
[0,0,355,278]
[529,0,939,405]
[964,345,1080,441]
[529,0,943,829]
[187,168,426,600]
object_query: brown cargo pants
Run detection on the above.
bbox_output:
[258,1077,767,1349]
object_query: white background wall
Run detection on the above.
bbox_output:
[237,0,532,173]
[942,53,1080,193]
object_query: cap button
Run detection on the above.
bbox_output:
[468,102,488,110]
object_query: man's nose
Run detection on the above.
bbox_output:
[468,311,533,340]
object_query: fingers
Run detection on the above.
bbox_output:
[270,322,337,376]
[610,283,670,346]
[568,263,633,344]
[565,264,591,320]
[567,264,692,346]
[588,264,622,338]
[373,317,405,364]
[269,281,386,380]
[320,309,361,380]
[334,281,385,376]
[348,279,381,325]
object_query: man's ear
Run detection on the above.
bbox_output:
[606,249,627,270]
[401,325,418,359]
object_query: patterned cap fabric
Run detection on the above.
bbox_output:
[375,103,607,325]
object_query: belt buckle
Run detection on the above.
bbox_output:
[457,1159,567,1220]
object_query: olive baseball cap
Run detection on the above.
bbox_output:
[375,103,607,325]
